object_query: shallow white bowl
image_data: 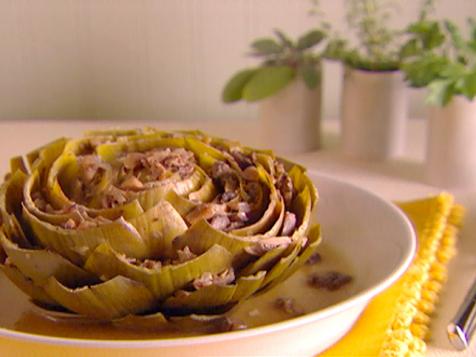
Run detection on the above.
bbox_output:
[0,173,416,356]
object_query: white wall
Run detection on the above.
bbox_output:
[0,0,474,121]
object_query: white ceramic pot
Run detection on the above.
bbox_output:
[258,73,321,155]
[426,96,476,189]
[340,67,407,160]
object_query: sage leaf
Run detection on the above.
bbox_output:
[460,72,476,99]
[444,20,465,51]
[300,64,320,90]
[222,68,258,103]
[399,38,419,59]
[251,38,282,55]
[297,30,325,50]
[426,79,454,106]
[242,66,295,102]
[274,29,294,48]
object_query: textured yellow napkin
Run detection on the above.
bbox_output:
[321,193,464,357]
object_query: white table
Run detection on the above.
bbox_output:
[0,118,474,356]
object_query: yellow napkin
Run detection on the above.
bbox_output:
[321,193,464,357]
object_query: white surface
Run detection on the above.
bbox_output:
[341,68,407,160]
[426,96,476,189]
[0,1,474,121]
[259,76,321,154]
[0,173,416,356]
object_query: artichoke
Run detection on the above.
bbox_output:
[0,128,320,324]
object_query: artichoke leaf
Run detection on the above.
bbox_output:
[292,186,312,238]
[163,285,235,311]
[163,271,265,310]
[128,200,188,258]
[164,190,199,216]
[24,171,144,224]
[259,240,302,289]
[0,171,31,248]
[96,137,186,163]
[173,219,257,267]
[9,156,28,174]
[23,207,148,264]
[231,166,278,236]
[172,169,204,196]
[1,264,58,307]
[262,198,285,237]
[238,246,288,276]
[187,177,217,203]
[268,224,322,288]
[84,243,232,300]
[1,169,27,217]
[45,153,77,209]
[44,276,156,320]
[0,231,97,287]
[113,311,168,329]
[26,137,68,173]
[230,270,266,302]
[289,165,318,208]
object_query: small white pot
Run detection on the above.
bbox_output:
[259,74,321,155]
[426,96,476,189]
[340,67,407,160]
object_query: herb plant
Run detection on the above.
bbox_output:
[322,0,405,71]
[318,0,437,72]
[222,29,326,103]
[402,17,476,106]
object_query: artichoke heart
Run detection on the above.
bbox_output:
[0,128,320,323]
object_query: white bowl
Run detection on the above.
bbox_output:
[0,173,416,356]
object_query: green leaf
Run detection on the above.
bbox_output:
[222,68,258,103]
[296,29,326,50]
[300,64,320,89]
[440,62,466,80]
[242,66,295,102]
[250,38,282,55]
[423,22,445,50]
[460,72,476,99]
[399,38,420,59]
[402,55,449,88]
[444,20,465,50]
[408,20,445,50]
[323,39,347,61]
[426,79,455,106]
[274,29,294,48]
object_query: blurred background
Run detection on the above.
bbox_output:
[0,0,474,121]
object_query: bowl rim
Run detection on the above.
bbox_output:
[0,171,416,348]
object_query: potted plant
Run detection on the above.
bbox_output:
[222,29,326,154]
[402,15,476,188]
[324,0,432,160]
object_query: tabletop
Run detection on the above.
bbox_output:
[0,118,474,356]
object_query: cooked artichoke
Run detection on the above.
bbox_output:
[0,128,320,322]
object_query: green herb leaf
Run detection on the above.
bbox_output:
[440,62,466,80]
[460,72,476,99]
[274,30,294,48]
[399,39,420,59]
[300,64,320,90]
[444,20,465,51]
[426,79,454,106]
[222,68,258,103]
[242,66,295,102]
[296,30,326,50]
[250,38,282,55]
[408,20,445,50]
[402,55,449,88]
